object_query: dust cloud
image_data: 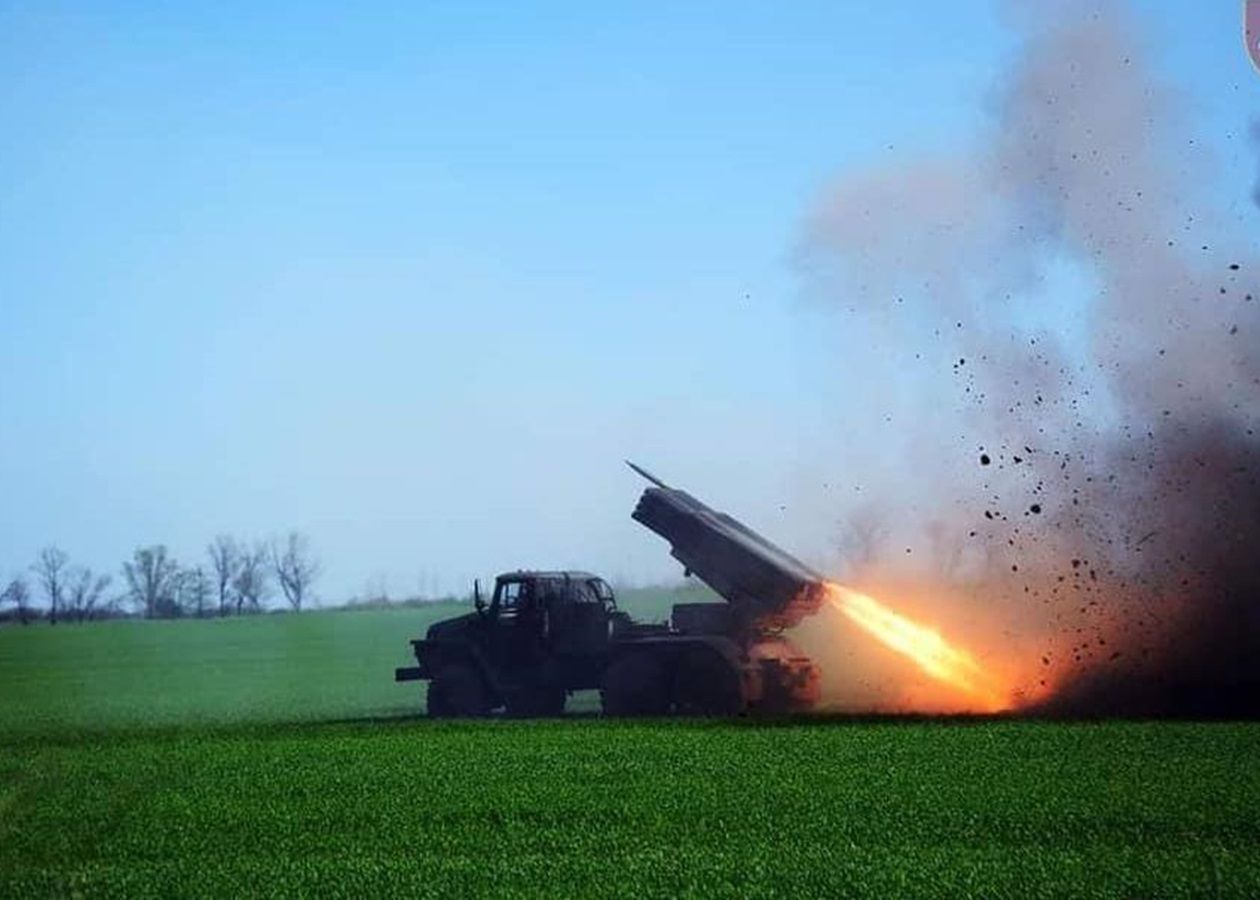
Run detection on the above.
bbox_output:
[797,1,1260,716]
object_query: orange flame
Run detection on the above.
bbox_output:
[827,583,1011,712]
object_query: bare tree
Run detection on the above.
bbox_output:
[1,577,32,624]
[33,546,69,626]
[123,545,181,618]
[180,566,212,618]
[271,531,320,612]
[207,536,240,617]
[233,542,269,614]
[66,566,111,623]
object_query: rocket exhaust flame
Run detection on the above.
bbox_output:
[826,583,1010,712]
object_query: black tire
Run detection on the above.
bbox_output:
[601,652,671,716]
[671,649,743,716]
[505,687,566,718]
[428,663,489,718]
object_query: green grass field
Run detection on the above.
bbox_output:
[2,596,1258,897]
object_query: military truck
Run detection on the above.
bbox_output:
[394,463,825,716]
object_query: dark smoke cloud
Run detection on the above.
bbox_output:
[801,1,1260,716]
[1039,417,1260,716]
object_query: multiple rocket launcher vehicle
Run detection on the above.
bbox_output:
[395,463,827,716]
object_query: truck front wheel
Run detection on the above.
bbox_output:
[428,664,489,718]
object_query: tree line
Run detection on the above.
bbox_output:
[0,532,319,625]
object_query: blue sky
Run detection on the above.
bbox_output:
[1,2,1256,601]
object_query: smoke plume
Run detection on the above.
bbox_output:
[800,1,1260,716]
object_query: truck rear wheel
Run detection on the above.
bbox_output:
[601,653,670,716]
[671,649,743,716]
[428,664,489,718]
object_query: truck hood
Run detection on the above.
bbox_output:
[425,611,481,641]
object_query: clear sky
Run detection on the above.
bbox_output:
[1,1,1256,602]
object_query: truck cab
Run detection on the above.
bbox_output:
[395,571,619,717]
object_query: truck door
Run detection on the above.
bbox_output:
[489,579,541,670]
[514,579,555,667]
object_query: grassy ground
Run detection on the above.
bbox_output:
[1,595,1258,897]
[2,720,1257,897]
